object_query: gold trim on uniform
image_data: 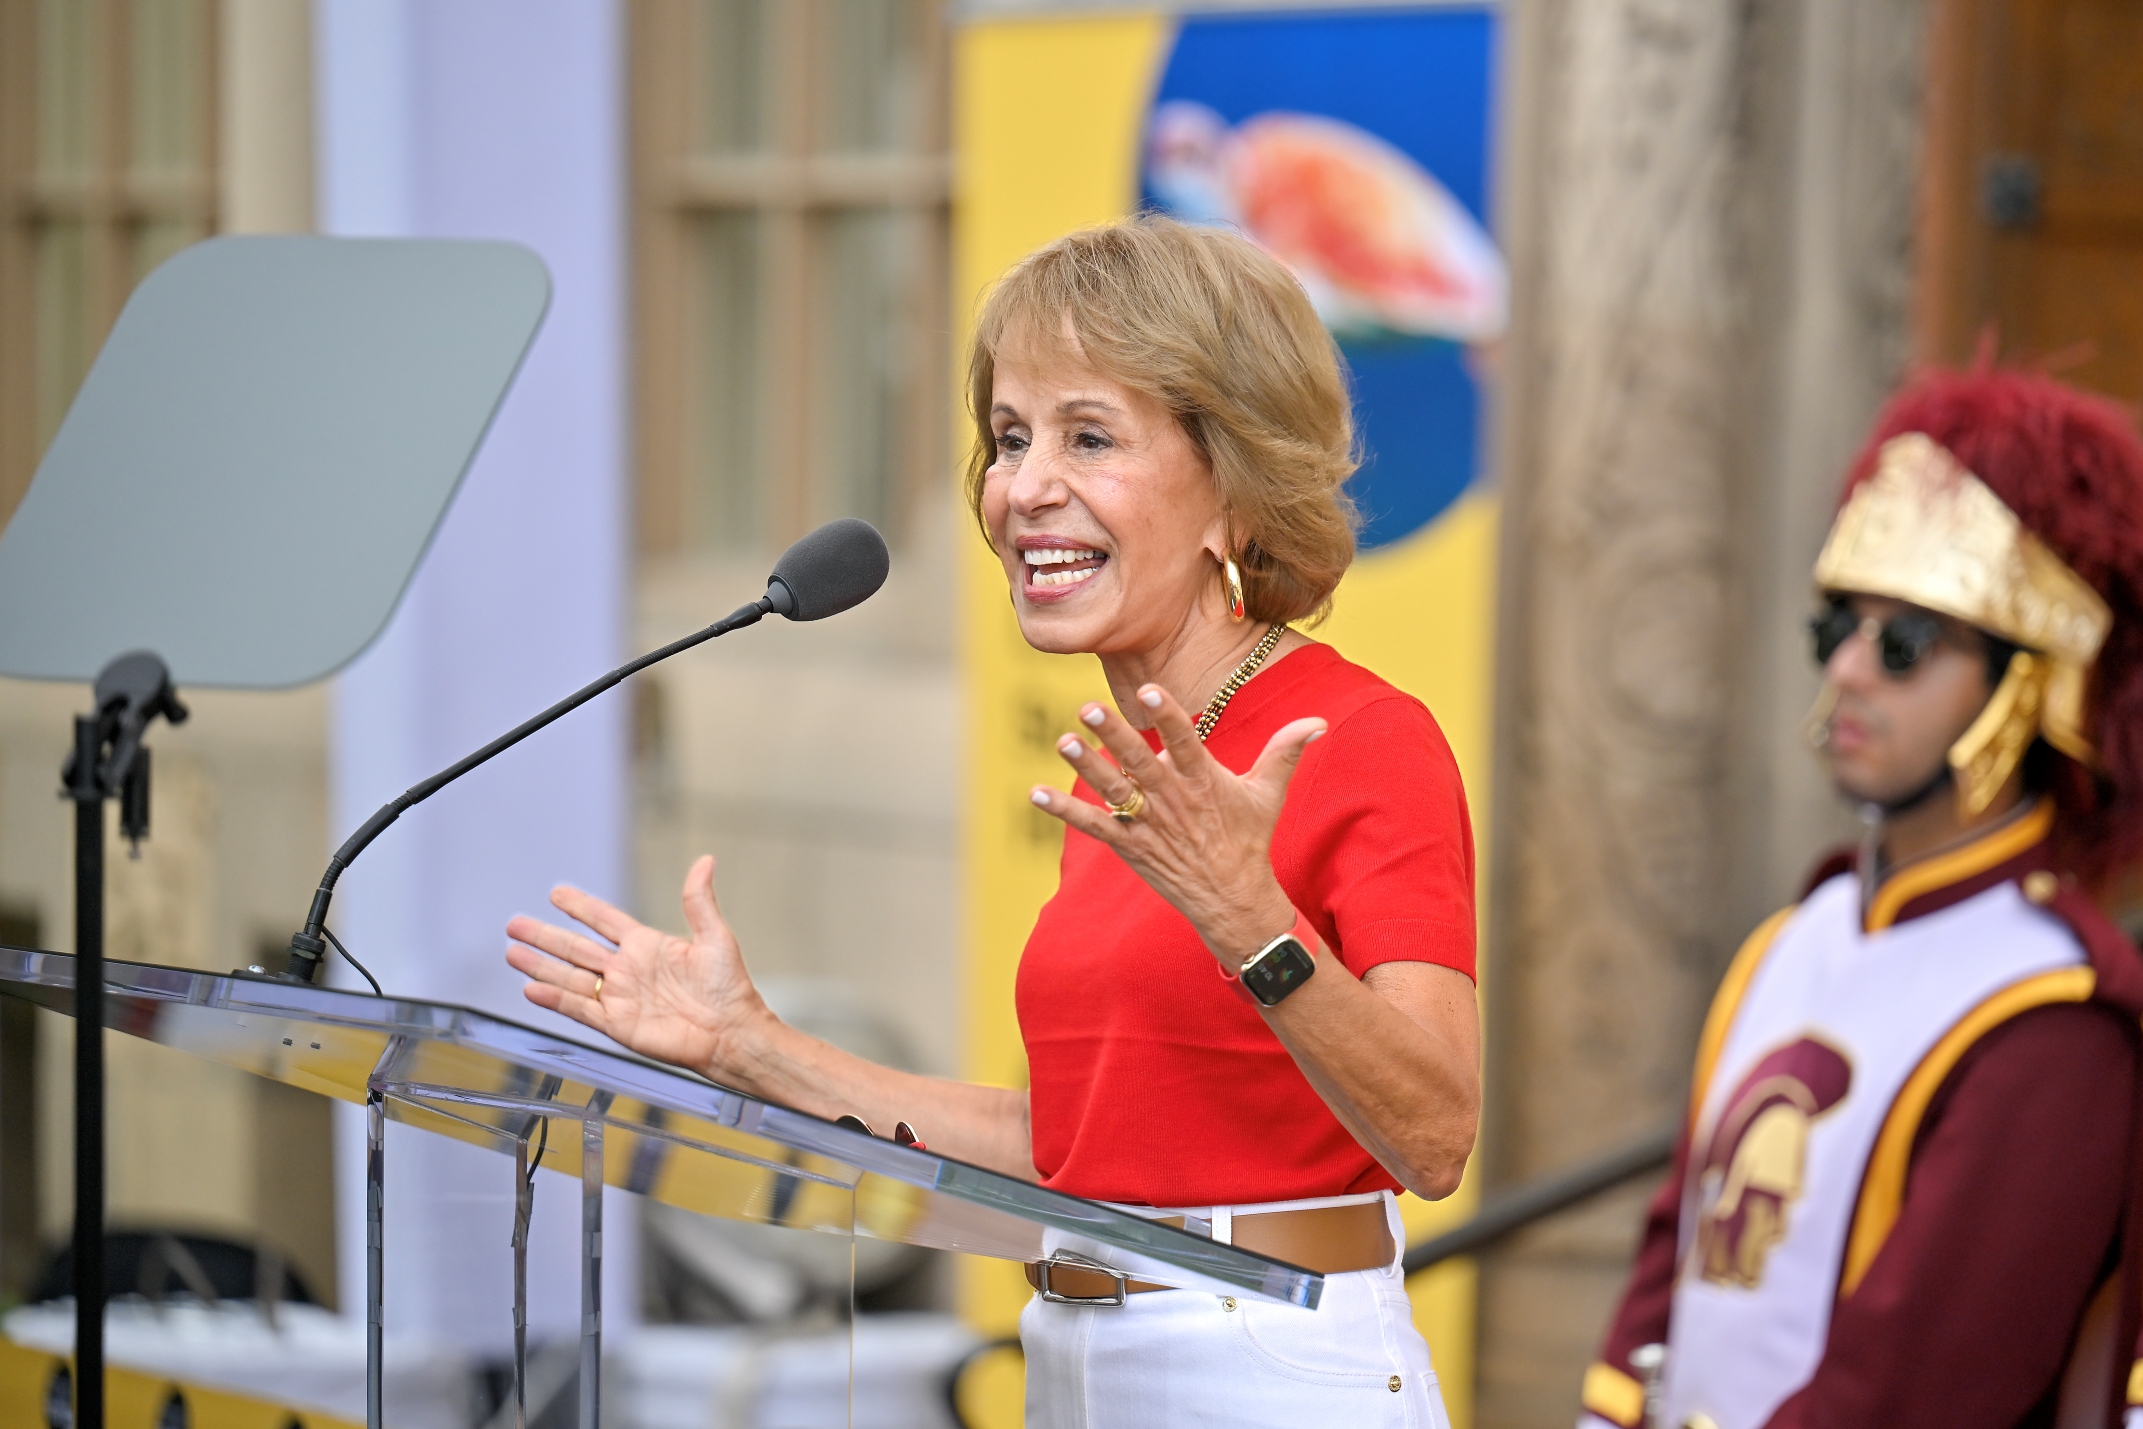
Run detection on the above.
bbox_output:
[1863,799,2052,932]
[1690,908,1796,1123]
[1839,964,2095,1295]
[1581,1361,1647,1428]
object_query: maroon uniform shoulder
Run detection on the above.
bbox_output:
[2045,882,2143,1017]
[1800,846,1857,900]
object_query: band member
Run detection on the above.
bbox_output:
[1582,367,2143,1429]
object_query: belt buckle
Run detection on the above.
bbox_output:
[1036,1251,1129,1307]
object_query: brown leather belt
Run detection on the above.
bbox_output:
[1025,1199,1395,1305]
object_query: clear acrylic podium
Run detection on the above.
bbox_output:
[0,947,1324,1427]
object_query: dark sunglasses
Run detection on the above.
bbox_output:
[1809,599,1945,676]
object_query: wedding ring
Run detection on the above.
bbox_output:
[1105,781,1146,823]
[592,973,604,1002]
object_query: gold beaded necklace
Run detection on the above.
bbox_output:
[1195,623,1288,741]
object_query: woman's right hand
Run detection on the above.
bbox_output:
[506,853,767,1081]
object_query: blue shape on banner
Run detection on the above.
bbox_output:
[1141,9,1501,550]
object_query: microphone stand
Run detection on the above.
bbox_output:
[62,653,188,1429]
[278,587,792,985]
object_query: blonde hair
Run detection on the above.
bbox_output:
[964,216,1358,625]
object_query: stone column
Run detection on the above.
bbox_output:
[1477,2,1926,1425]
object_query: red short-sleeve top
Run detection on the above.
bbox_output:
[1014,641,1476,1207]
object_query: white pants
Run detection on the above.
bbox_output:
[1020,1192,1450,1429]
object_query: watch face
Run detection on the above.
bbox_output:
[1245,936,1315,1006]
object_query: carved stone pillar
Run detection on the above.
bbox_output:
[1478,2,1927,1425]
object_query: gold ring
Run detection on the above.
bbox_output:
[1104,781,1146,823]
[592,973,604,1001]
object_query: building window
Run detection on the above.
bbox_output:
[0,0,221,525]
[633,0,951,556]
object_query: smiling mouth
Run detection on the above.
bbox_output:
[1023,547,1108,590]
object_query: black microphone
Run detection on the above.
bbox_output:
[763,517,891,620]
[276,518,890,986]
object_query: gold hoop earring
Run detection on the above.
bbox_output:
[1222,555,1246,622]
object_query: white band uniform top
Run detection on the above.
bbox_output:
[1660,874,2085,1429]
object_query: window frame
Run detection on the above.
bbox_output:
[0,0,222,528]
[631,0,952,558]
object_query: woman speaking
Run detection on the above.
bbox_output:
[506,217,1481,1427]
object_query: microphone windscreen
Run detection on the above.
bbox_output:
[767,518,890,621]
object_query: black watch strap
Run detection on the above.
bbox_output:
[1240,931,1316,1006]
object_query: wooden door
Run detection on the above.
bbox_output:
[1918,0,2143,401]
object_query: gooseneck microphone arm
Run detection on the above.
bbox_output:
[277,515,889,987]
[279,588,788,985]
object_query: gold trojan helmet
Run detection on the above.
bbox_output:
[1813,433,2112,815]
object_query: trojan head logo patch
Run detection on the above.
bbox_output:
[1691,1037,1852,1289]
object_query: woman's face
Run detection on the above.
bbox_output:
[982,337,1227,656]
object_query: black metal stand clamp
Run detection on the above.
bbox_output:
[62,652,186,1429]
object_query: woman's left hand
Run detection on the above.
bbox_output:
[1031,685,1325,970]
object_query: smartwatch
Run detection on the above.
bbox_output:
[1239,922,1318,1007]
